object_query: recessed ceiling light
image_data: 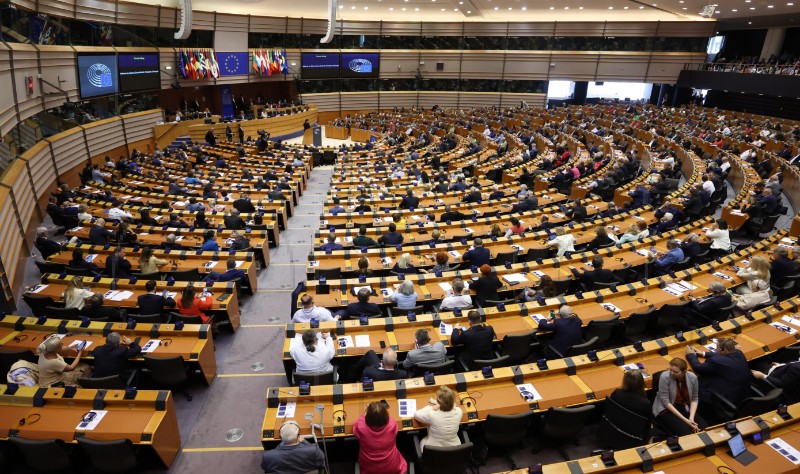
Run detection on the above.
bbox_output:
[715,10,720,12]
[682,7,687,9]
[789,2,795,5]
[750,7,755,9]
[401,7,406,10]
[338,4,343,8]
[454,8,458,11]
[732,9,737,11]
[508,7,513,10]
[609,6,614,9]
[459,1,463,4]
[351,5,355,9]
[364,6,368,9]
[748,21,752,24]
[389,7,394,10]
[549,6,554,9]
[624,6,629,9]
[679,0,684,3]
[565,6,570,9]
[522,6,527,10]
[414,7,419,10]
[639,5,644,8]
[768,4,774,7]
[466,10,471,13]
[441,8,445,10]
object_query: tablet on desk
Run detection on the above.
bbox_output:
[728,433,757,466]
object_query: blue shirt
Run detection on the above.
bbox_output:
[392,292,418,309]
[201,240,220,252]
[656,247,684,271]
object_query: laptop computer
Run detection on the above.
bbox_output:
[728,433,757,466]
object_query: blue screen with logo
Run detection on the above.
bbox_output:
[77,54,118,98]
[301,53,340,79]
[341,53,380,78]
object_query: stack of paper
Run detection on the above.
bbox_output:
[141,340,161,353]
[502,273,529,284]
[75,410,108,431]
[355,335,371,347]
[398,399,417,418]
[277,402,297,418]
[439,322,454,336]
[204,261,218,269]
[771,323,798,335]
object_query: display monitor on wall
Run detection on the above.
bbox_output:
[341,53,380,78]
[77,53,118,99]
[118,53,160,93]
[301,53,340,79]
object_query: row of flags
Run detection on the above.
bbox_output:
[178,48,219,79]
[177,49,289,80]
[252,49,289,76]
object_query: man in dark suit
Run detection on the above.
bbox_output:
[440,205,466,223]
[105,247,132,279]
[91,332,142,379]
[568,256,622,290]
[538,304,583,359]
[355,348,409,382]
[377,223,404,246]
[399,189,420,210]
[488,185,505,201]
[35,227,62,260]
[629,184,651,208]
[771,247,797,287]
[233,193,256,213]
[89,218,115,245]
[160,234,184,251]
[224,209,246,230]
[137,280,176,315]
[353,199,372,213]
[205,128,216,146]
[165,213,189,228]
[267,185,287,201]
[564,201,587,223]
[320,233,344,252]
[463,238,491,267]
[451,310,496,370]
[683,281,732,326]
[345,288,382,318]
[462,187,482,204]
[687,338,751,408]
[752,361,800,400]
[756,187,779,215]
[203,258,247,283]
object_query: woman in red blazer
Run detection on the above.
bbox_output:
[353,401,407,474]
[176,285,213,323]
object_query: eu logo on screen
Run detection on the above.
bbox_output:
[87,63,113,88]
[348,58,373,73]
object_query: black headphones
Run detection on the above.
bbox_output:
[332,409,347,423]
[18,414,41,426]
[13,334,29,343]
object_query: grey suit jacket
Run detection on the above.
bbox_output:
[402,342,447,369]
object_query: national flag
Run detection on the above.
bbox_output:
[178,50,187,79]
[280,49,288,75]
[208,50,220,78]
[260,50,268,76]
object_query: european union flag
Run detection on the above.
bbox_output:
[218,52,250,76]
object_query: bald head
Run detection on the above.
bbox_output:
[382,348,398,369]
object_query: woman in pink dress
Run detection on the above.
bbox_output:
[353,401,408,474]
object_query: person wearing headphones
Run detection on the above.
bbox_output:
[260,420,325,474]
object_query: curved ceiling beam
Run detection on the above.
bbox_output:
[174,0,193,40]
[320,0,337,44]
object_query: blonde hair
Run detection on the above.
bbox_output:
[36,335,62,355]
[436,385,456,412]
[397,253,412,269]
[65,276,84,294]
[554,227,565,236]
[748,255,771,281]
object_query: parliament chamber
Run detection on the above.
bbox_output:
[1,0,800,473]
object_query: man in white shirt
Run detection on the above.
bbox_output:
[108,207,133,221]
[289,329,336,377]
[702,176,716,195]
[292,295,337,323]
[439,279,472,310]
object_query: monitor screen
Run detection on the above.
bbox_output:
[341,53,380,78]
[77,54,118,99]
[118,53,160,93]
[728,434,746,457]
[301,53,340,79]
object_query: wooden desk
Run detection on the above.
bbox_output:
[25,275,241,332]
[66,223,272,265]
[0,385,181,468]
[265,304,800,444]
[0,315,216,383]
[48,244,259,292]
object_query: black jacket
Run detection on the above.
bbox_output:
[89,225,115,245]
[345,301,383,318]
[687,349,751,405]
[137,293,176,316]
[35,237,62,260]
[451,324,496,369]
[92,342,142,378]
[224,215,246,230]
[233,198,256,214]
[105,255,132,278]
